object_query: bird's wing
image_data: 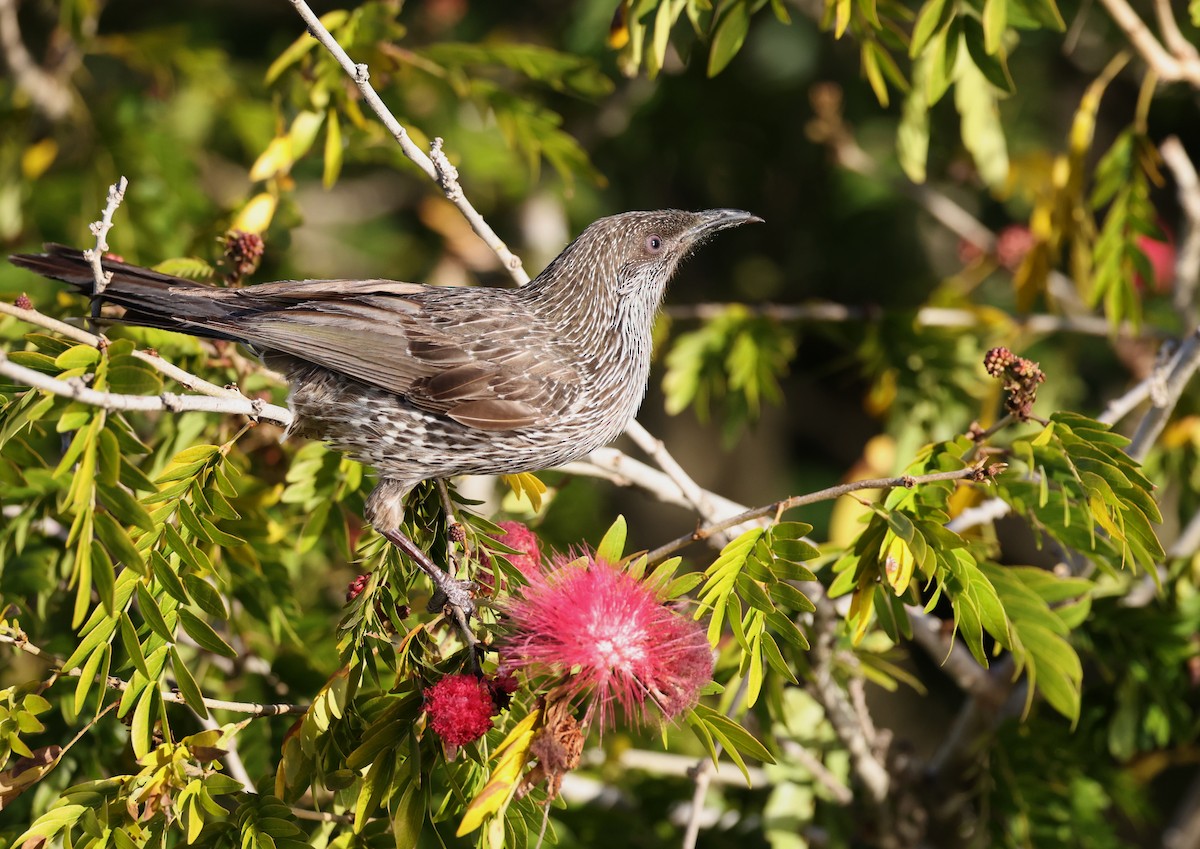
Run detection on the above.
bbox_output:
[212,284,581,431]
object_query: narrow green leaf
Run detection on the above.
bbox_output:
[170,647,208,719]
[178,609,236,658]
[596,515,627,563]
[983,0,1007,54]
[119,612,150,679]
[707,0,751,76]
[137,583,176,642]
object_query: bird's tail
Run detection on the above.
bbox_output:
[9,244,243,342]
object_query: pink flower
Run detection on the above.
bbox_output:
[424,674,495,748]
[492,521,543,580]
[500,554,713,728]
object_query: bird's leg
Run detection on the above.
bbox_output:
[380,527,476,618]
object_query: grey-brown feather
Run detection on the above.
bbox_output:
[9,209,759,530]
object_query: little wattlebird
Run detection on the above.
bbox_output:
[11,208,760,613]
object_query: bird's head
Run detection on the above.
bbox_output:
[526,208,762,314]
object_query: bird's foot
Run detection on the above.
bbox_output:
[380,527,475,618]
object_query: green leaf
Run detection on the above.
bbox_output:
[768,580,816,612]
[910,0,951,57]
[955,57,1010,189]
[323,108,343,189]
[178,609,236,658]
[94,511,146,574]
[119,611,150,679]
[137,583,176,642]
[983,0,1007,54]
[170,646,208,719]
[54,345,101,370]
[597,515,627,563]
[707,0,751,76]
[151,257,215,281]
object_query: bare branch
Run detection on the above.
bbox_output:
[0,300,271,402]
[0,348,293,426]
[1161,136,1200,327]
[623,420,738,546]
[664,301,1162,339]
[1129,327,1200,460]
[83,177,129,323]
[0,628,306,716]
[0,0,74,120]
[1096,0,1200,86]
[285,0,528,283]
[647,465,1005,564]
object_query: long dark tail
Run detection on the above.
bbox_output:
[9,244,243,342]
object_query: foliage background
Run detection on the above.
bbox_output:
[1,0,1200,847]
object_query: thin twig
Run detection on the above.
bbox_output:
[647,465,1004,564]
[0,349,292,426]
[1129,328,1200,460]
[664,301,1160,339]
[83,177,129,325]
[0,300,274,402]
[1161,137,1200,328]
[808,599,891,805]
[0,629,307,716]
[285,0,528,283]
[0,0,74,120]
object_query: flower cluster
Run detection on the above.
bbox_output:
[222,229,264,285]
[478,521,543,595]
[500,553,713,728]
[424,673,508,748]
[984,346,1045,421]
[490,521,543,580]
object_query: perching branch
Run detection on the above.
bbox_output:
[0,300,278,405]
[646,464,1006,564]
[0,347,293,426]
[0,628,307,717]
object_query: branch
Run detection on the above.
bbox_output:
[0,0,74,120]
[0,348,293,426]
[647,464,1005,563]
[1161,136,1200,328]
[664,301,1162,339]
[1128,327,1200,460]
[563,447,761,523]
[623,420,737,546]
[1096,0,1200,87]
[84,177,129,324]
[0,300,273,403]
[286,0,528,283]
[808,599,891,806]
[0,628,307,716]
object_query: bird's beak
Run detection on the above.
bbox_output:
[684,209,764,243]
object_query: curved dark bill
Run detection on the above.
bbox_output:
[685,209,764,242]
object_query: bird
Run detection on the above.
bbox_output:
[11,208,761,610]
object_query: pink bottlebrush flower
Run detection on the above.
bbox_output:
[500,554,713,728]
[492,521,543,580]
[424,674,495,748]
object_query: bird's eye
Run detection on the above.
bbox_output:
[646,235,663,253]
